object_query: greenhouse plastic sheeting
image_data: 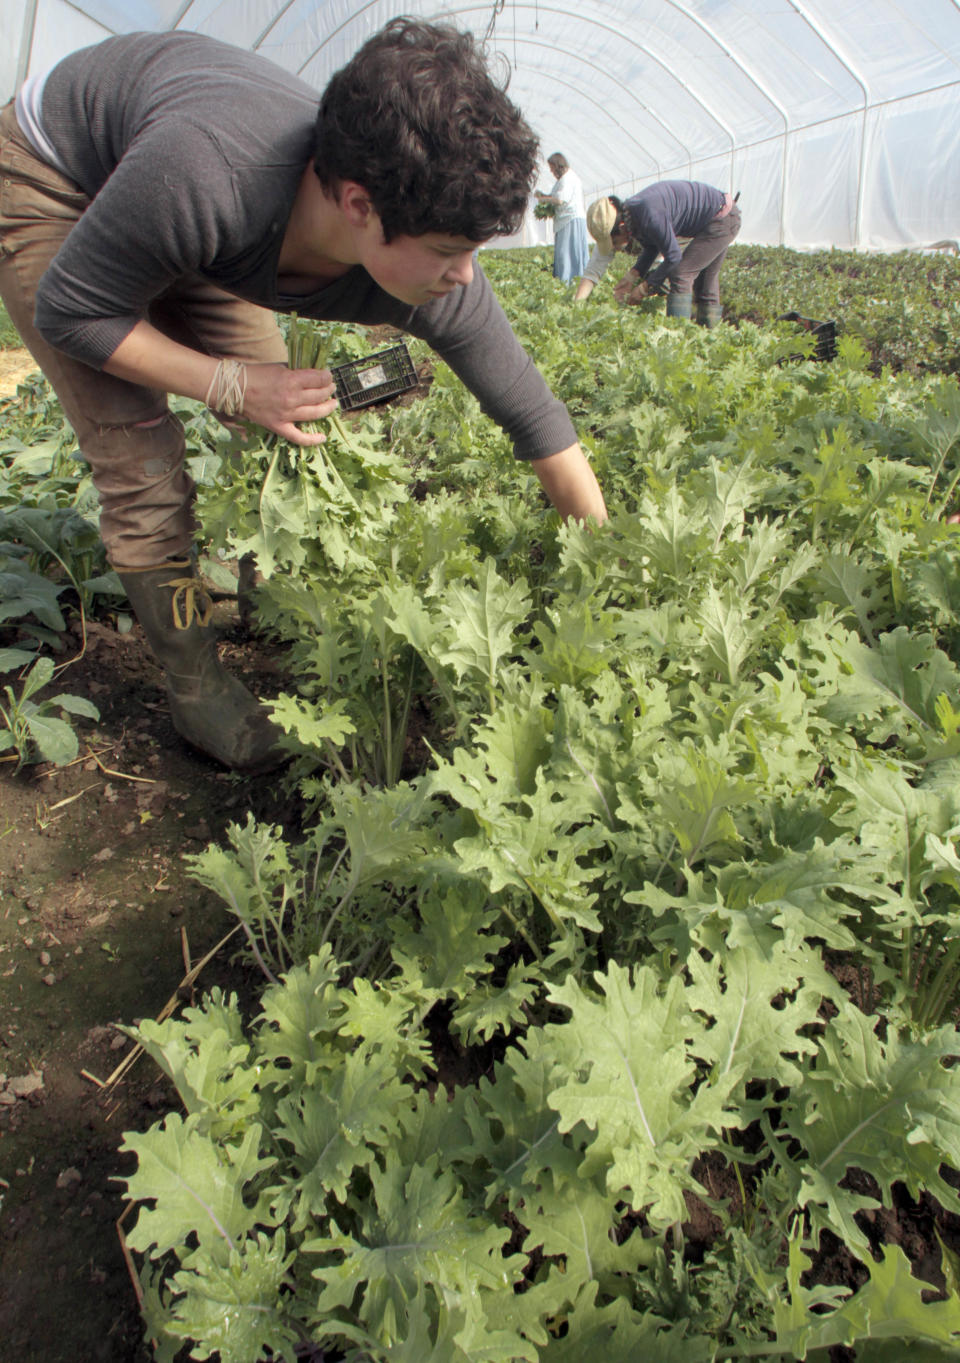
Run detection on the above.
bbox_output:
[4,0,960,252]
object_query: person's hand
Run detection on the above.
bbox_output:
[241,362,339,446]
[625,280,651,305]
[612,270,639,302]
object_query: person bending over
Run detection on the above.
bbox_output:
[574,180,740,324]
[0,19,607,773]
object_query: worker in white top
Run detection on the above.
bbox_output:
[535,153,590,282]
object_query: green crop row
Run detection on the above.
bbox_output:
[5,249,960,1360]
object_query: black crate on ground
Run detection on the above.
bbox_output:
[778,311,838,362]
[331,342,418,410]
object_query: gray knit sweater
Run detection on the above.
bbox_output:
[31,31,574,461]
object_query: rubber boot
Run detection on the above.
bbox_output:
[118,560,285,773]
[666,291,694,320]
[696,301,723,328]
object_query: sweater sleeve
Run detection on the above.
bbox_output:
[629,202,681,285]
[633,245,660,278]
[402,267,577,461]
[32,121,242,367]
[582,245,616,284]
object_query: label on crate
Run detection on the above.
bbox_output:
[358,364,388,390]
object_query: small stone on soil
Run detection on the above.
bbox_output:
[7,1072,43,1098]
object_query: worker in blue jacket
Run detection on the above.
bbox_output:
[575,180,740,325]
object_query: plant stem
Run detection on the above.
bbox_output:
[933,462,960,520]
[918,933,960,1028]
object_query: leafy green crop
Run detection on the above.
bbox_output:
[119,942,960,1361]
[0,647,99,767]
[0,300,22,349]
[6,252,960,1358]
[701,242,960,376]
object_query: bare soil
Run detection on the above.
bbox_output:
[0,600,296,1363]
[0,347,39,395]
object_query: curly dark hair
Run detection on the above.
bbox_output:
[313,18,539,242]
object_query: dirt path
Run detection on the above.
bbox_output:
[0,602,293,1362]
[0,336,435,1359]
[0,347,39,398]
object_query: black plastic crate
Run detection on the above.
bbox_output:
[331,342,418,410]
[778,311,838,362]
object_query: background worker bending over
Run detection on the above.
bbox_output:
[575,180,741,325]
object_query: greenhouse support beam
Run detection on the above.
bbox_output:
[508,34,705,175]
[439,5,735,182]
[665,0,790,243]
[512,53,661,176]
[298,1,735,178]
[788,1,870,248]
[252,0,301,50]
[171,1,196,30]
[519,34,690,168]
[15,0,40,89]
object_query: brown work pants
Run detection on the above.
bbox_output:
[0,101,287,570]
[669,205,741,304]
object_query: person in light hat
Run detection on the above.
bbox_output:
[575,180,740,325]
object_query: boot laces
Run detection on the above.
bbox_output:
[161,575,214,631]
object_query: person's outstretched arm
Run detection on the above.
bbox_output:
[574,245,615,302]
[531,444,607,524]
